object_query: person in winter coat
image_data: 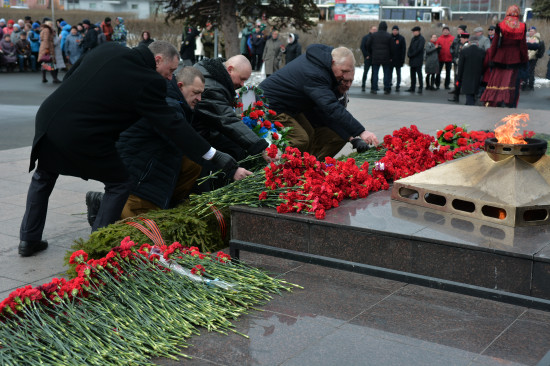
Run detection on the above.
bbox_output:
[81,19,98,54]
[193,55,269,164]
[262,29,283,77]
[360,25,377,91]
[4,19,14,35]
[10,24,22,45]
[435,25,455,90]
[366,21,393,94]
[456,34,486,105]
[139,31,154,47]
[38,21,61,83]
[15,32,35,72]
[390,25,406,92]
[473,26,491,51]
[28,23,40,64]
[240,23,253,60]
[449,25,467,91]
[449,33,471,103]
[180,25,199,66]
[480,5,528,107]
[60,23,71,56]
[0,34,17,72]
[64,26,83,67]
[201,22,215,58]
[424,34,439,90]
[53,31,65,71]
[251,26,265,71]
[406,26,425,93]
[17,41,238,257]
[284,33,301,65]
[525,26,542,91]
[112,17,127,47]
[100,17,113,42]
[260,45,379,159]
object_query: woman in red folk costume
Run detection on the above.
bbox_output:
[480,5,528,108]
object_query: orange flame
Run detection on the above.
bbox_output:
[494,113,529,144]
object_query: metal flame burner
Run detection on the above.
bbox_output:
[391,138,550,227]
[484,138,547,163]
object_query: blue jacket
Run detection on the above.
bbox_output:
[259,44,365,140]
[28,29,40,53]
[60,24,72,52]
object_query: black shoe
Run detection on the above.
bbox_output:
[405,88,415,92]
[417,88,423,94]
[86,191,104,227]
[53,79,61,84]
[361,86,366,92]
[395,86,400,92]
[433,86,440,90]
[19,240,48,257]
[384,89,390,95]
[42,79,48,83]
[445,86,451,90]
[370,90,377,94]
[448,97,459,102]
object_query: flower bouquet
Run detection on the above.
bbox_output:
[236,85,290,149]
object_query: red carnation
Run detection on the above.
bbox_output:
[436,130,443,138]
[457,138,467,146]
[274,121,283,128]
[444,124,455,131]
[443,131,454,141]
[272,133,279,140]
[259,191,268,200]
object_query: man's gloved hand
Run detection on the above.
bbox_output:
[351,137,370,153]
[211,150,238,173]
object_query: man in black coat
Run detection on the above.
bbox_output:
[193,55,270,165]
[366,21,393,94]
[81,19,98,54]
[360,25,377,92]
[456,34,485,105]
[251,26,265,71]
[390,25,406,92]
[180,25,199,66]
[18,41,237,257]
[406,26,425,94]
[259,44,378,159]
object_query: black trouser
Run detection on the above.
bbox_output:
[436,61,453,88]
[465,94,475,105]
[393,66,402,88]
[425,74,436,89]
[361,58,372,88]
[20,168,132,241]
[253,54,263,72]
[410,66,423,89]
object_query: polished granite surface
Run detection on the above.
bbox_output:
[154,252,550,366]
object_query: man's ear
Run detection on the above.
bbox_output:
[154,55,162,64]
[227,65,234,74]
[177,81,184,88]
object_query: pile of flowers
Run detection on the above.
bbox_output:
[236,85,290,149]
[0,236,298,365]
[192,124,537,221]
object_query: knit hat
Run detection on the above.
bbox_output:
[105,17,111,22]
[82,19,91,26]
[530,26,537,31]
[32,22,40,29]
[13,24,20,29]
[60,20,67,27]
[392,25,399,31]
[458,25,467,32]
[411,26,421,32]
[8,19,14,25]
[488,25,496,30]
[0,19,5,24]
[460,32,470,39]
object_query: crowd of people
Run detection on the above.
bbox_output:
[0,15,127,79]
[360,6,548,107]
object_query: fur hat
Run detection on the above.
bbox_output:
[411,26,421,32]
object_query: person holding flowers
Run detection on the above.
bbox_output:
[259,45,379,160]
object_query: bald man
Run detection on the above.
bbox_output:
[260,44,378,160]
[193,55,272,188]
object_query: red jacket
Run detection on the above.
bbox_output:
[488,22,528,66]
[436,34,454,62]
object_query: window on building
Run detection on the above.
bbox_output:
[131,3,138,9]
[90,2,96,8]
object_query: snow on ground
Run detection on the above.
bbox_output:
[248,65,550,89]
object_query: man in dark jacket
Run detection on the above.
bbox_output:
[390,25,406,92]
[284,33,301,65]
[194,55,270,163]
[81,19,98,54]
[406,26,425,93]
[251,26,265,71]
[18,41,237,257]
[259,44,378,159]
[180,25,199,66]
[360,25,377,92]
[449,32,471,103]
[456,34,486,105]
[366,21,393,94]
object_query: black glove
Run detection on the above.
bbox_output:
[351,138,370,153]
[210,150,238,175]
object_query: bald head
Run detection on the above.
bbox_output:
[331,47,355,83]
[224,55,252,89]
